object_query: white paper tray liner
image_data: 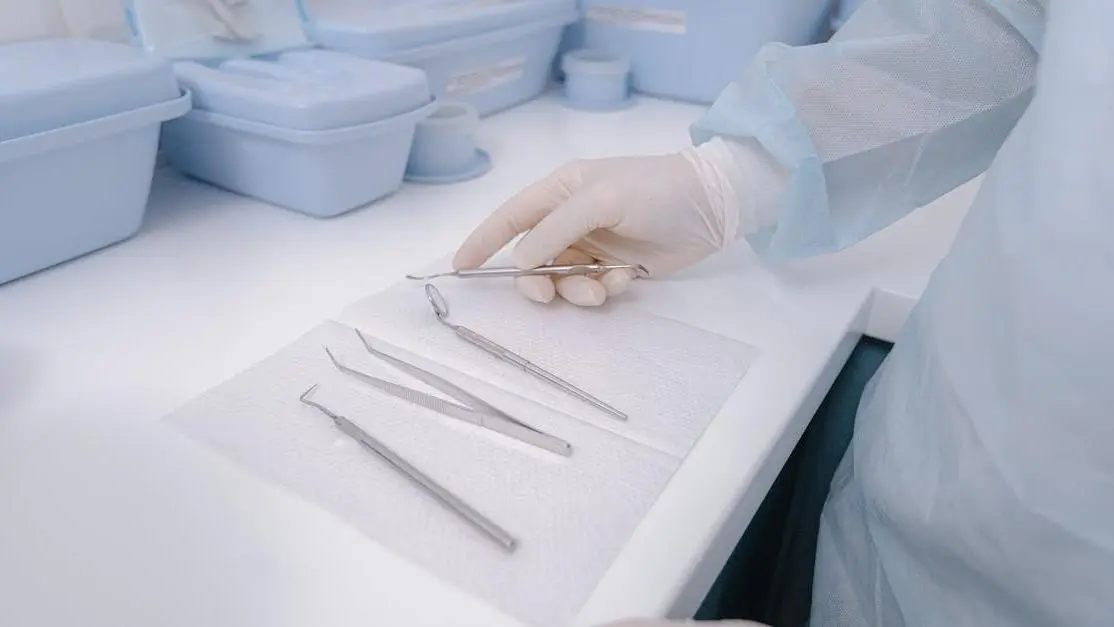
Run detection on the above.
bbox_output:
[166,320,680,627]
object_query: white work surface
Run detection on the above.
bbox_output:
[0,93,978,627]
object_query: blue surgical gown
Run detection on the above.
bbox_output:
[692,0,1114,624]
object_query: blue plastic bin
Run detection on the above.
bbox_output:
[128,0,436,216]
[572,0,833,103]
[0,39,189,285]
[162,51,435,217]
[305,0,575,54]
[306,0,578,116]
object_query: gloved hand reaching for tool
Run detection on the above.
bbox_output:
[452,137,786,306]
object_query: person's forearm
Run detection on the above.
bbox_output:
[690,0,1044,261]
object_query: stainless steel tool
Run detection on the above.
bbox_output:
[323,329,573,457]
[406,263,649,281]
[422,283,628,421]
[298,384,518,552]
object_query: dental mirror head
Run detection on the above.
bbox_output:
[425,283,450,321]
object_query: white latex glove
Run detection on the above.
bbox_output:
[452,137,785,306]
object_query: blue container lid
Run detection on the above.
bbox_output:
[306,0,576,57]
[0,39,179,142]
[173,50,431,131]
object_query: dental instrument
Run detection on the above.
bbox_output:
[422,283,628,421]
[323,331,573,457]
[406,263,649,281]
[298,384,519,552]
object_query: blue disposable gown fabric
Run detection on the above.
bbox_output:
[694,0,1114,625]
[829,0,865,32]
[692,0,1044,262]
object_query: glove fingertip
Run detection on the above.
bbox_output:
[600,268,634,296]
[515,276,556,303]
[452,235,490,270]
[455,230,510,270]
[556,276,607,307]
[451,250,471,271]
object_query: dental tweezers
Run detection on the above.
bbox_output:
[324,330,573,457]
[406,263,649,281]
[423,284,628,421]
[298,385,518,552]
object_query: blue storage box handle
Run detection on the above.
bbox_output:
[0,91,192,165]
[180,98,438,145]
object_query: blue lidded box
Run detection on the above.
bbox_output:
[305,0,578,116]
[570,0,832,104]
[127,0,436,218]
[162,52,434,217]
[0,38,189,285]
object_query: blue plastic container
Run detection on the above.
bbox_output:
[0,39,189,285]
[553,5,587,81]
[305,0,575,53]
[572,0,832,103]
[306,0,578,116]
[560,48,631,110]
[161,51,435,217]
[405,101,491,184]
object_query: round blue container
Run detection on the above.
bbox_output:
[561,49,632,111]
[405,101,490,184]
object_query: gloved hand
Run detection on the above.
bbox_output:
[452,137,785,306]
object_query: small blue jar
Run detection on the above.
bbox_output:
[404,101,491,184]
[561,49,633,111]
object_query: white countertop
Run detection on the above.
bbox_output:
[0,93,977,627]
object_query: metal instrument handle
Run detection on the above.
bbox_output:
[334,416,519,552]
[300,388,518,553]
[451,325,628,421]
[455,264,642,279]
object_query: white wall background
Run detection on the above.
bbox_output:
[0,0,131,43]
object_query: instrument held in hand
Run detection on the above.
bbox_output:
[406,263,649,281]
